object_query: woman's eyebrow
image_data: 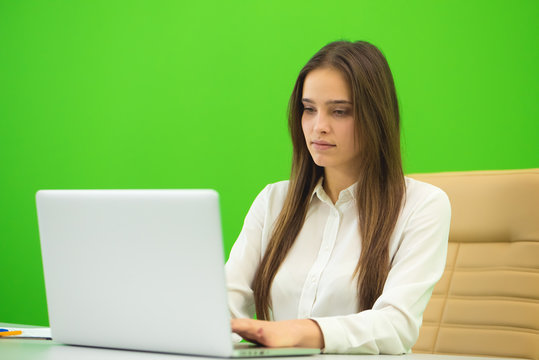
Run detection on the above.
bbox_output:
[327,100,352,105]
[302,98,352,105]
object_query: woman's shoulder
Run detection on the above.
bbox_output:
[245,180,290,223]
[256,180,290,203]
[405,176,448,196]
[265,179,290,192]
[253,180,289,207]
[403,176,451,212]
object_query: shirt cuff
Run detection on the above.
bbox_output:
[232,332,243,343]
[310,316,350,353]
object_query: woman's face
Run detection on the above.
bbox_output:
[301,67,360,175]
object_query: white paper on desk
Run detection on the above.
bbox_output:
[2,326,51,339]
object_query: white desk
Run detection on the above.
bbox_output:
[0,323,525,360]
[0,339,525,360]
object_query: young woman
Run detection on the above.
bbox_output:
[225,40,451,354]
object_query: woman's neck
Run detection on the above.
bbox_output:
[323,168,359,204]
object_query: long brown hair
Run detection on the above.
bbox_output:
[252,40,405,320]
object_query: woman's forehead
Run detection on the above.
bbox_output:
[302,67,352,103]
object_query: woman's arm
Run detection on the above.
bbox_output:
[231,318,324,348]
[225,185,270,320]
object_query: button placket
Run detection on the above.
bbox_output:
[297,203,341,318]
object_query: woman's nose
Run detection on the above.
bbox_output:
[313,112,330,134]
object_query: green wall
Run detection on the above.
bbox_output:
[1,0,537,326]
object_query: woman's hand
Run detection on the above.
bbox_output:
[231,318,325,349]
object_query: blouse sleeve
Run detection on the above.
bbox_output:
[311,187,451,354]
[225,184,270,320]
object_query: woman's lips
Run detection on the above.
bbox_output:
[312,140,336,150]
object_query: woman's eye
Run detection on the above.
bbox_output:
[303,107,315,113]
[334,109,347,116]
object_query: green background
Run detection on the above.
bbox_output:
[1,0,537,326]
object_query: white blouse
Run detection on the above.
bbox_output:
[225,177,451,354]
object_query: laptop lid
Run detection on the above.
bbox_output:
[37,189,236,357]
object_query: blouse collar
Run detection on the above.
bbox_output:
[310,177,357,205]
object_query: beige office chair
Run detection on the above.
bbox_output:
[410,169,539,360]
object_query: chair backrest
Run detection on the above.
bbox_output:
[409,169,539,360]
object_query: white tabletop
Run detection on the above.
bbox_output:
[0,323,523,360]
[0,339,524,360]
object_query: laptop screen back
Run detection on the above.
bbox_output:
[37,189,234,356]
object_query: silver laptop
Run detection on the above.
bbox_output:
[36,190,320,357]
